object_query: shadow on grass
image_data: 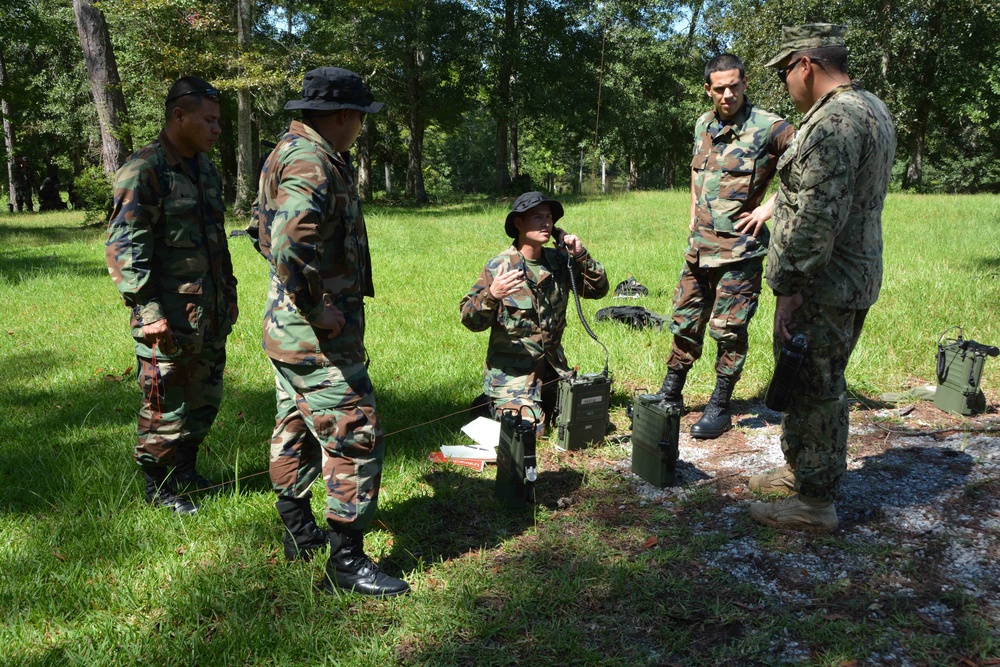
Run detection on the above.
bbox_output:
[0,220,100,248]
[0,248,107,285]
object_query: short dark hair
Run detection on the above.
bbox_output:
[165,76,220,122]
[705,54,745,83]
[798,46,848,74]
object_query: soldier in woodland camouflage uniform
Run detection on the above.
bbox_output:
[659,54,794,439]
[748,25,896,532]
[460,192,609,434]
[106,77,237,515]
[251,67,408,597]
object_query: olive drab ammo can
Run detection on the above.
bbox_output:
[630,393,681,487]
[496,407,539,508]
[554,371,612,451]
[934,327,998,416]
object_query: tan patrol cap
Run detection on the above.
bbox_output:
[765,23,847,68]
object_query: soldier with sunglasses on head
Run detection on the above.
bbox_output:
[106,77,237,515]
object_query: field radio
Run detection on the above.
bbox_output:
[934,326,997,416]
[629,393,681,487]
[496,407,539,508]
[552,234,612,451]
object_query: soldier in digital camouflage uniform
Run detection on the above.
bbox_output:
[460,191,609,434]
[748,25,896,532]
[659,54,794,439]
[106,77,237,515]
[250,67,408,597]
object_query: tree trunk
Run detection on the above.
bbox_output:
[234,0,254,216]
[509,117,520,181]
[404,47,427,204]
[357,124,372,201]
[73,0,131,176]
[578,146,584,192]
[601,158,607,194]
[628,155,638,191]
[0,47,17,209]
[495,118,509,192]
[384,163,392,196]
[494,0,515,193]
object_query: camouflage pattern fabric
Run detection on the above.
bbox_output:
[768,82,895,501]
[778,301,868,500]
[766,83,896,308]
[106,131,236,465]
[135,333,226,467]
[688,100,793,268]
[253,120,383,529]
[667,258,762,378]
[251,120,373,367]
[666,100,790,377]
[460,245,608,423]
[269,360,384,529]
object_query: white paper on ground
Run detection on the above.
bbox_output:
[460,416,502,449]
[440,444,496,461]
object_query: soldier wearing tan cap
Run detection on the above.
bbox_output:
[747,24,897,532]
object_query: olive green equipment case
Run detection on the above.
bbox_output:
[554,371,612,451]
[496,407,538,509]
[934,327,997,416]
[630,393,681,487]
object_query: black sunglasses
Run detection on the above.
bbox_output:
[166,87,221,104]
[778,57,824,83]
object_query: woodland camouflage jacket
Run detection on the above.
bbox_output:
[105,131,236,358]
[460,245,608,378]
[767,83,896,309]
[251,120,374,366]
[689,100,794,268]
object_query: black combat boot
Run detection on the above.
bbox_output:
[690,375,737,439]
[173,446,215,492]
[659,368,687,408]
[276,496,329,562]
[141,466,198,515]
[324,526,410,597]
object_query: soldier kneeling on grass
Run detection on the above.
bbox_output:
[460,192,609,435]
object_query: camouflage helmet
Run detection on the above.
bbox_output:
[504,191,564,239]
[766,24,847,68]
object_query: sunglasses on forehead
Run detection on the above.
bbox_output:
[166,87,221,104]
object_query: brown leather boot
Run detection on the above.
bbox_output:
[748,464,796,496]
[749,494,838,532]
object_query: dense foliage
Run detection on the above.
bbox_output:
[1,0,998,206]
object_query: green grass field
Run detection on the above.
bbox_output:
[1,191,998,666]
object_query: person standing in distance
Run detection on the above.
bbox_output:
[106,77,237,515]
[252,67,408,597]
[748,25,896,531]
[659,54,794,439]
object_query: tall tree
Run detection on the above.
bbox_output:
[234,0,255,215]
[73,0,131,176]
[0,46,16,207]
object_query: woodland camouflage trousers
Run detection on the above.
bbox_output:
[268,359,385,530]
[667,258,762,377]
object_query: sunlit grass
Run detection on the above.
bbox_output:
[0,192,998,665]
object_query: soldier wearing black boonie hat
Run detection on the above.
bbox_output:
[251,66,409,598]
[461,192,609,434]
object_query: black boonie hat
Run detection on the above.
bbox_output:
[504,191,564,239]
[285,67,384,113]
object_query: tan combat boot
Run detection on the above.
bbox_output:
[748,464,796,496]
[749,494,838,532]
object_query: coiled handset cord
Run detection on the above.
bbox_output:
[559,239,610,377]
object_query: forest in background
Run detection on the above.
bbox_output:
[2,0,999,213]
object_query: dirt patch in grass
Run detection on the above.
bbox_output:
[563,397,1000,664]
